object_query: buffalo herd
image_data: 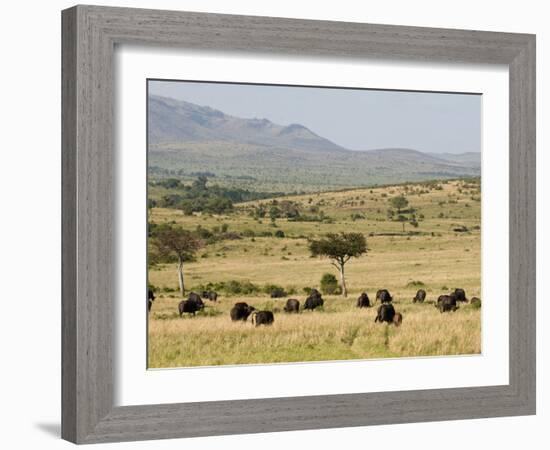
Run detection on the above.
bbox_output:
[148,286,479,327]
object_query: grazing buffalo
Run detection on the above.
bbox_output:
[393,312,403,327]
[453,288,468,303]
[270,288,286,298]
[202,290,218,302]
[147,289,155,312]
[230,302,256,321]
[356,292,371,308]
[376,289,393,304]
[304,289,324,310]
[413,289,426,303]
[178,293,205,317]
[187,292,205,308]
[251,311,274,327]
[178,299,201,317]
[436,295,458,313]
[284,298,300,313]
[375,303,396,324]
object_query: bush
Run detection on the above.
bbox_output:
[470,298,482,309]
[320,273,339,295]
[274,230,285,238]
[196,280,261,296]
[406,280,425,288]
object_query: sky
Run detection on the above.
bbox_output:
[148,80,481,154]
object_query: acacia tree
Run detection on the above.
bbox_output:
[390,194,409,213]
[308,232,367,298]
[152,225,203,296]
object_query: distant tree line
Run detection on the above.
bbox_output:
[251,199,332,223]
[149,176,285,215]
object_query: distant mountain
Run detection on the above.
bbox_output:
[148,95,481,192]
[426,152,481,169]
[149,95,345,153]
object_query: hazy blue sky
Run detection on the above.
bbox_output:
[149,80,481,154]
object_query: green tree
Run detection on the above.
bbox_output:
[390,195,409,213]
[309,232,367,297]
[151,225,203,296]
[192,175,208,191]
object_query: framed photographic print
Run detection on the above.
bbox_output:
[62,5,536,444]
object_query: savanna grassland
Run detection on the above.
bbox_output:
[147,178,482,368]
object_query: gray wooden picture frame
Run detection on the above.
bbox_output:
[61,5,536,444]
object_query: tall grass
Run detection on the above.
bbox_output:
[148,295,480,368]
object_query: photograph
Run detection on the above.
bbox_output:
[146,79,482,369]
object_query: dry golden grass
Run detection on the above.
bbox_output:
[148,294,480,368]
[148,179,481,368]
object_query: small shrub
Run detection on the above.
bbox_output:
[320,273,339,295]
[406,280,425,288]
[470,298,482,309]
[274,230,285,238]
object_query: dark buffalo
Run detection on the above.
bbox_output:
[187,292,205,309]
[251,311,274,326]
[147,289,155,312]
[437,295,458,313]
[230,302,256,321]
[413,289,426,303]
[270,288,287,298]
[393,312,403,327]
[375,303,396,324]
[376,289,393,304]
[202,290,218,302]
[304,290,324,310]
[284,298,300,313]
[356,292,371,308]
[178,299,201,317]
[453,288,468,303]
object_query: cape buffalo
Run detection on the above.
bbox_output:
[202,290,218,302]
[284,298,300,313]
[375,303,396,324]
[453,288,468,303]
[251,311,274,326]
[178,299,201,317]
[270,288,286,298]
[148,289,155,312]
[356,292,371,308]
[413,289,426,303]
[437,295,458,313]
[304,290,324,310]
[376,289,393,304]
[187,292,204,307]
[230,302,256,321]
